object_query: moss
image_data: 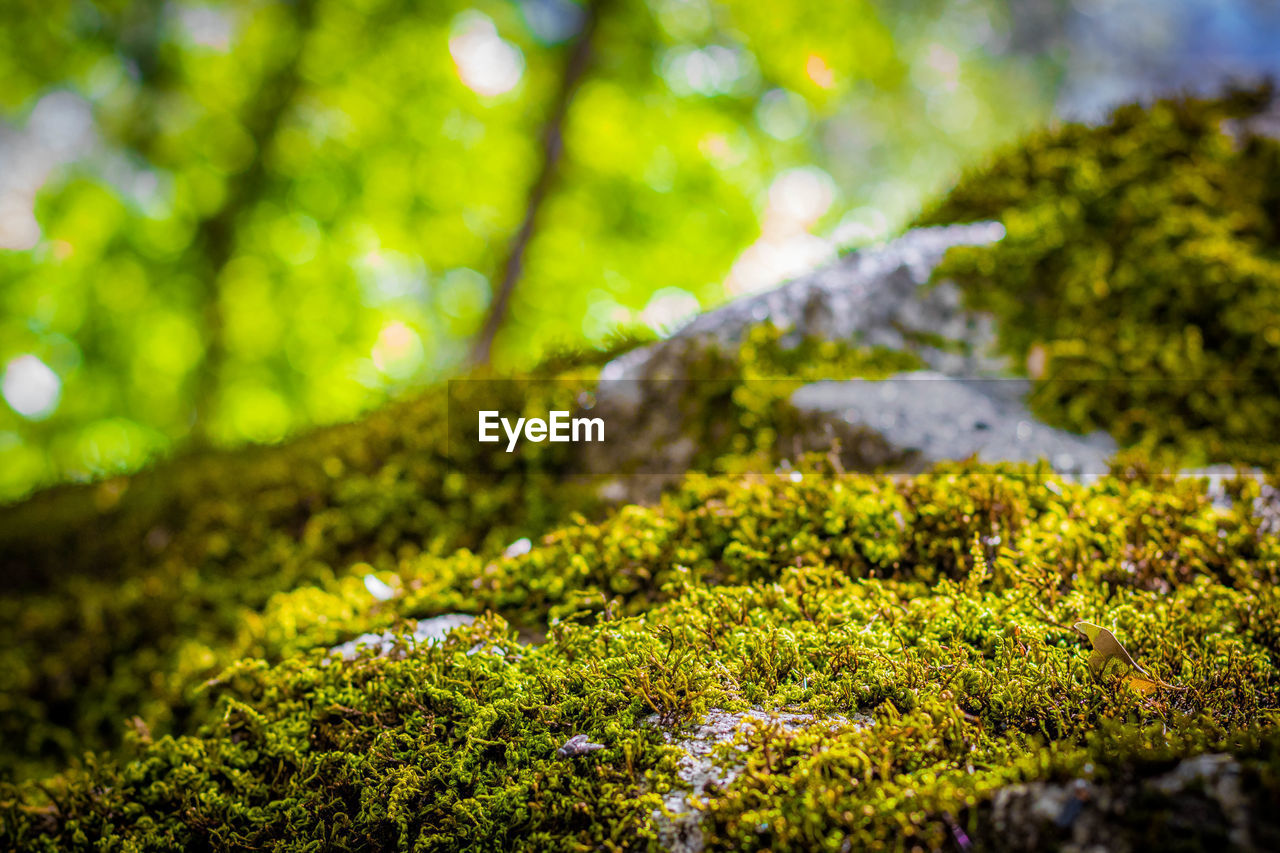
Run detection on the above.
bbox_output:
[0,382,584,781]
[0,327,911,780]
[3,458,1279,850]
[6,91,1280,849]
[916,85,1280,465]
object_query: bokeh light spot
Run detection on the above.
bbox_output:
[653,0,713,40]
[582,296,634,340]
[767,166,836,229]
[363,573,396,601]
[436,268,491,325]
[520,0,584,45]
[2,355,62,420]
[641,287,700,335]
[372,321,425,379]
[661,45,759,97]
[805,54,836,89]
[450,12,525,97]
[174,4,235,51]
[755,88,810,140]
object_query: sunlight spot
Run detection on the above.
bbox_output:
[175,4,235,51]
[653,0,713,40]
[725,166,839,294]
[582,297,634,340]
[927,43,960,77]
[916,43,961,94]
[831,207,890,249]
[2,355,62,420]
[354,250,428,306]
[767,167,836,231]
[0,204,40,250]
[755,88,810,140]
[725,233,835,295]
[371,321,425,379]
[504,537,533,558]
[661,45,758,97]
[641,288,700,336]
[450,12,525,97]
[364,573,396,601]
[805,54,835,89]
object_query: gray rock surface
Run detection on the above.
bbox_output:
[983,752,1272,853]
[328,613,477,661]
[601,222,1009,387]
[556,734,606,758]
[790,373,1117,477]
[593,222,1123,477]
[1254,482,1280,536]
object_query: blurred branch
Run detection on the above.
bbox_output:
[91,1,317,442]
[188,0,318,439]
[469,0,609,368]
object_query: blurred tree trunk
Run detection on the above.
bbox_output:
[469,0,610,368]
[188,0,318,440]
[102,0,318,442]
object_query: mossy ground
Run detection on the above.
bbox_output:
[3,459,1280,850]
[0,326,913,782]
[4,92,1280,850]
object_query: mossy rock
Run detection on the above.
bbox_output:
[0,326,915,780]
[3,91,1280,850]
[916,85,1280,465]
[3,459,1280,850]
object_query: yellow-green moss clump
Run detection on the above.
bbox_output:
[0,364,589,783]
[0,328,914,781]
[917,86,1280,465]
[3,458,1279,850]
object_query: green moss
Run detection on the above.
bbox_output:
[916,85,1280,464]
[0,383,584,782]
[3,459,1278,850]
[6,90,1280,849]
[0,327,911,780]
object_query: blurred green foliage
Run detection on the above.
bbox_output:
[0,0,1055,501]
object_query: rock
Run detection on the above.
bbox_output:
[1173,466,1268,513]
[982,753,1274,852]
[556,734,605,758]
[503,537,533,559]
[601,222,1009,388]
[790,373,1117,477]
[327,613,477,661]
[1255,482,1280,536]
[1150,754,1251,850]
[583,222,1126,484]
[579,224,1042,491]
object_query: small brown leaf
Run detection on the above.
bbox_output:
[1075,622,1149,677]
[1073,621,1178,694]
